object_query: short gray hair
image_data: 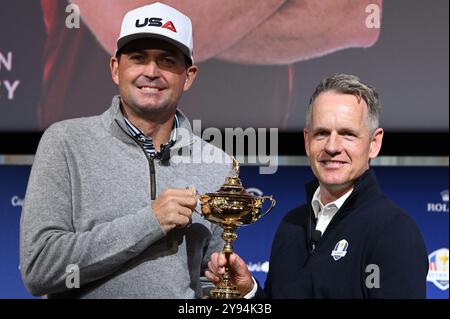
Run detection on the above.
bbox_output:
[306,74,381,135]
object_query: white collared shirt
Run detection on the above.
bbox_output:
[311,186,353,235]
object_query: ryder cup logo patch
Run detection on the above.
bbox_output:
[427,248,449,291]
[331,239,349,261]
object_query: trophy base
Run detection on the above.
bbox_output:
[210,283,241,299]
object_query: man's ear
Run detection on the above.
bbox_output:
[304,128,310,158]
[369,128,384,159]
[110,56,120,86]
[183,65,199,91]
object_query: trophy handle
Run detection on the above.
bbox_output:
[258,196,276,219]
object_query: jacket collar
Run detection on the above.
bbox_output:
[101,95,196,150]
[305,168,382,212]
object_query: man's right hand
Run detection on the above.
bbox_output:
[151,188,197,233]
[205,252,255,297]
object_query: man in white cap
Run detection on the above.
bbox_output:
[20,2,232,299]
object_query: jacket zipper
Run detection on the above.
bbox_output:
[148,155,156,200]
[115,119,157,200]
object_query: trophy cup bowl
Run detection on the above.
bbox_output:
[198,158,276,299]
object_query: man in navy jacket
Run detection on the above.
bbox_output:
[206,74,428,298]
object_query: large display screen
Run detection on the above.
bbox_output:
[0,0,448,132]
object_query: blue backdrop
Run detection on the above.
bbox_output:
[0,165,448,299]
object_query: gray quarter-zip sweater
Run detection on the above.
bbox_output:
[20,96,233,298]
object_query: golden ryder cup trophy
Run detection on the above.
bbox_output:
[198,158,276,299]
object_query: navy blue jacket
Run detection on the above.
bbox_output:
[256,169,428,298]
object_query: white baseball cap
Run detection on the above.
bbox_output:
[116,2,194,64]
